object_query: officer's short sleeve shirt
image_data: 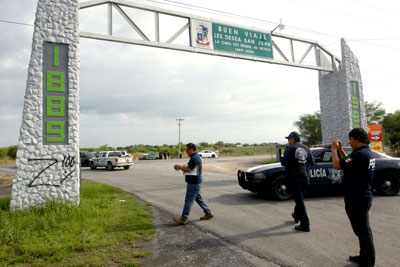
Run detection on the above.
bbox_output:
[339,145,375,202]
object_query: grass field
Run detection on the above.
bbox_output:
[0,181,155,266]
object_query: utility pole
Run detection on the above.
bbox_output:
[176,118,184,158]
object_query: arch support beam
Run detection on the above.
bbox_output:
[318,39,367,144]
[11,0,80,210]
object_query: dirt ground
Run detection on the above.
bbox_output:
[138,203,257,267]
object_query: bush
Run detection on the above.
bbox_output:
[221,148,235,154]
[7,145,17,160]
[0,148,7,159]
[242,150,256,156]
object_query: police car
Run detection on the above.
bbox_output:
[237,147,400,200]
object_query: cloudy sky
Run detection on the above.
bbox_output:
[1,0,399,148]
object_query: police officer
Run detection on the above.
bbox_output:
[281,131,315,232]
[331,128,375,267]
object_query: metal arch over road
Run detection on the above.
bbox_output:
[79,0,341,72]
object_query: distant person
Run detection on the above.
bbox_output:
[331,128,375,267]
[281,131,315,232]
[167,152,170,159]
[310,141,316,148]
[173,143,214,225]
[159,151,162,160]
[163,152,167,160]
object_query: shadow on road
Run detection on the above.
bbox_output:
[166,221,299,253]
[208,192,282,206]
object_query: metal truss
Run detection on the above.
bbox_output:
[79,0,341,72]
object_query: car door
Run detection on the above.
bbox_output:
[309,150,342,194]
[99,152,107,167]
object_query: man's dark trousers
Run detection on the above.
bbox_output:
[345,201,375,266]
[291,179,309,226]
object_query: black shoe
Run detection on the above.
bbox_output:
[294,225,310,232]
[349,255,360,263]
[292,213,299,224]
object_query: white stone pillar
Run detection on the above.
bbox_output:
[11,0,80,210]
[318,39,367,145]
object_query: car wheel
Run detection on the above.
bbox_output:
[375,171,400,196]
[90,162,96,170]
[271,175,292,200]
[211,154,215,158]
[107,162,114,171]
[124,166,130,170]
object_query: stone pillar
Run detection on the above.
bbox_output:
[11,0,80,210]
[318,39,367,144]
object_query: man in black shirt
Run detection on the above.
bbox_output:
[281,131,315,232]
[331,128,375,267]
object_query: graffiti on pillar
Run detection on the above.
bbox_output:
[351,81,361,128]
[27,155,76,187]
[43,41,69,145]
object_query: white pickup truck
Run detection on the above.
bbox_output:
[89,151,133,171]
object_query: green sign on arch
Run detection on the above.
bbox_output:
[191,19,274,59]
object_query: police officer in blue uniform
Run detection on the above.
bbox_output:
[331,128,375,267]
[281,131,315,232]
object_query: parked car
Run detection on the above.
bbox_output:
[120,151,133,158]
[238,147,400,200]
[198,150,218,158]
[139,154,157,160]
[80,151,96,167]
[89,151,133,170]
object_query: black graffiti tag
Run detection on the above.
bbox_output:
[62,155,75,168]
[28,155,76,187]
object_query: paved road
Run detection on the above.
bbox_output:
[83,158,399,267]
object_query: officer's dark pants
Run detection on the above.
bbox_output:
[291,179,309,226]
[345,201,375,266]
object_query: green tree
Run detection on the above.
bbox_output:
[7,145,18,160]
[294,111,322,145]
[365,101,386,124]
[98,144,115,152]
[382,110,400,153]
[199,142,209,148]
[214,141,224,149]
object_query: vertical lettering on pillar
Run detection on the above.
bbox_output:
[43,42,69,144]
[350,81,361,128]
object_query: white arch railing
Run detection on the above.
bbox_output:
[79,0,341,72]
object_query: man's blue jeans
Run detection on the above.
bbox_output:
[292,179,310,226]
[181,182,211,220]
